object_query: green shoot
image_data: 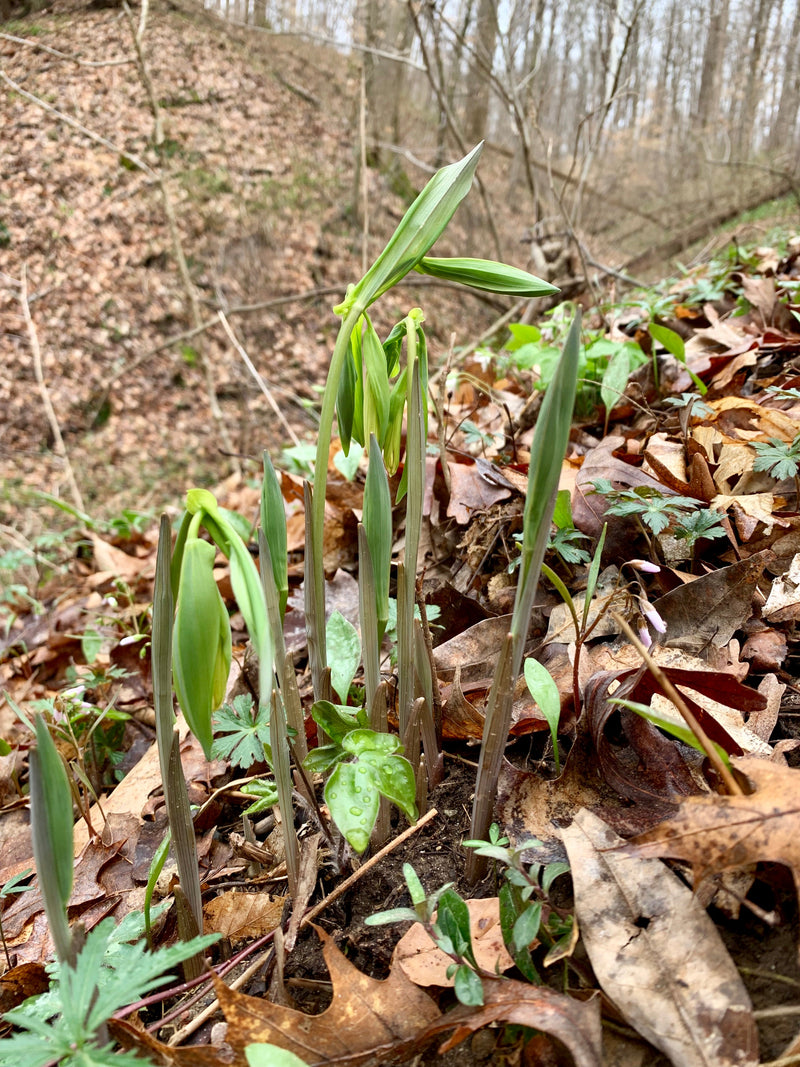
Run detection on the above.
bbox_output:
[468,314,580,879]
[752,435,800,502]
[523,658,562,774]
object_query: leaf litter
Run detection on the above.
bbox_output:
[3,7,800,1065]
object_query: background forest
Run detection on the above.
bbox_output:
[2,0,800,1065]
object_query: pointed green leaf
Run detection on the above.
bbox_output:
[362,316,391,446]
[340,144,483,314]
[173,538,231,758]
[416,256,558,297]
[261,453,288,619]
[31,716,73,910]
[523,657,562,772]
[363,439,392,641]
[326,611,361,704]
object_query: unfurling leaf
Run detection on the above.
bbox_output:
[523,658,562,772]
[326,611,361,704]
[261,453,288,620]
[173,538,231,759]
[416,256,558,297]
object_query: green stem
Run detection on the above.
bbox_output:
[310,305,363,698]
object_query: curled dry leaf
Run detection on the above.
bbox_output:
[414,976,602,1067]
[562,809,758,1067]
[625,757,800,924]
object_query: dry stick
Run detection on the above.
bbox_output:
[167,808,439,1046]
[0,32,133,67]
[612,613,745,797]
[216,311,302,448]
[121,3,239,476]
[0,70,155,177]
[20,268,85,516]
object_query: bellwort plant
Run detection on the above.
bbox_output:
[169,142,566,859]
[308,141,559,700]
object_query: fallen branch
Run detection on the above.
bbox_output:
[19,267,85,516]
[217,310,302,448]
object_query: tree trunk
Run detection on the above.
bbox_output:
[464,0,498,145]
[695,0,730,135]
[769,0,800,153]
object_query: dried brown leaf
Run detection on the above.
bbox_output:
[625,757,800,910]
[414,977,602,1067]
[393,898,514,987]
[214,925,440,1066]
[653,553,770,652]
[563,809,758,1067]
[203,891,284,943]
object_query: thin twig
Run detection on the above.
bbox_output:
[167,948,272,1046]
[167,809,438,1045]
[0,70,155,177]
[302,807,439,928]
[612,613,745,797]
[0,32,133,67]
[216,311,302,448]
[19,268,85,515]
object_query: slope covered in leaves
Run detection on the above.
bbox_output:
[4,3,800,1065]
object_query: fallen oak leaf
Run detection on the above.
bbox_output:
[213,924,440,1066]
[108,1018,229,1065]
[624,758,800,936]
[653,553,772,653]
[562,809,758,1067]
[412,977,602,1067]
[393,898,514,987]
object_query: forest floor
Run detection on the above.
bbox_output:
[3,2,800,1066]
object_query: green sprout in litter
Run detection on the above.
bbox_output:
[673,509,728,552]
[663,392,714,418]
[592,482,698,536]
[752,435,800,502]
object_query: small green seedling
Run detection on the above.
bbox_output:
[463,826,573,983]
[325,611,361,704]
[523,658,562,773]
[752,435,800,502]
[0,911,217,1067]
[304,701,417,853]
[212,694,272,770]
[366,862,483,1005]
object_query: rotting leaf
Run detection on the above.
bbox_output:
[625,758,800,923]
[213,925,440,1066]
[203,891,284,944]
[562,809,758,1067]
[653,553,772,652]
[412,976,602,1067]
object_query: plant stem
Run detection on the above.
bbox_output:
[310,306,363,698]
